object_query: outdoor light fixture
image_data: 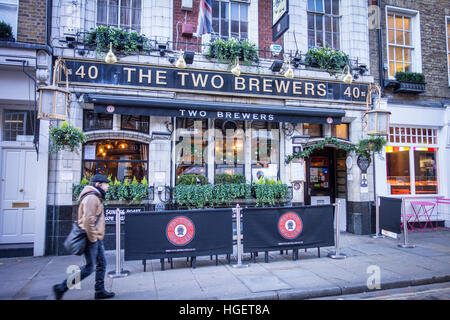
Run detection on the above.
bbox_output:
[283,60,294,79]
[342,65,353,84]
[183,51,195,64]
[231,57,241,77]
[270,60,284,72]
[365,84,391,136]
[37,57,70,121]
[105,42,117,64]
[175,51,187,69]
[157,43,168,56]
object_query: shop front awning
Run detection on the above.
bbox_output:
[85,94,345,124]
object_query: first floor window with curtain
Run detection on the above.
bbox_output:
[96,0,142,33]
[386,126,438,195]
[212,0,248,40]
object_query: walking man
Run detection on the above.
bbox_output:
[53,174,116,300]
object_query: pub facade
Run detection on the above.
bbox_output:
[41,0,390,254]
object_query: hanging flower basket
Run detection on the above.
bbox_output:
[49,121,86,154]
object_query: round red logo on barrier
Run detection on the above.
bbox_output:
[278,212,303,240]
[166,216,195,246]
[106,105,115,113]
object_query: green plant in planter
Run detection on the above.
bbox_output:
[176,174,208,185]
[84,26,150,55]
[394,72,425,83]
[215,174,246,184]
[305,46,350,74]
[0,21,13,39]
[49,121,86,154]
[105,177,121,200]
[72,176,90,201]
[206,38,258,65]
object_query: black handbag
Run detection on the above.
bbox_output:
[63,222,87,255]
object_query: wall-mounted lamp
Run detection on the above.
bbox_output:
[342,65,353,84]
[231,57,241,77]
[157,43,168,56]
[183,51,195,64]
[105,42,117,64]
[283,60,294,79]
[175,51,187,68]
[270,60,284,72]
[365,84,391,136]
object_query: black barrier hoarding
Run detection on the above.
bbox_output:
[124,209,233,261]
[379,197,402,235]
[242,205,335,253]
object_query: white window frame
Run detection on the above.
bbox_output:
[95,0,142,33]
[446,16,450,87]
[385,6,422,79]
[307,0,341,50]
[211,0,249,40]
[387,125,439,195]
[0,0,19,39]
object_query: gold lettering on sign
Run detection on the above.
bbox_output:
[263,79,273,93]
[178,72,189,86]
[191,73,209,88]
[293,81,303,95]
[249,78,260,92]
[123,67,136,83]
[317,83,327,96]
[235,77,246,91]
[305,82,315,96]
[156,70,167,85]
[139,69,152,84]
[211,75,224,89]
[275,80,290,94]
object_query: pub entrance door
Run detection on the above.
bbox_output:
[305,147,336,205]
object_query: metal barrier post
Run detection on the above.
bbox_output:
[398,198,415,248]
[371,195,385,239]
[231,204,249,268]
[328,200,347,259]
[108,208,130,278]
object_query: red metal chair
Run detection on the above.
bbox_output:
[410,201,437,232]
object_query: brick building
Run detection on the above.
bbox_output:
[0,0,52,257]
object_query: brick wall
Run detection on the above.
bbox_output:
[173,0,202,52]
[17,0,47,44]
[258,0,283,59]
[369,0,450,102]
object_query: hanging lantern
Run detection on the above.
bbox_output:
[365,84,391,136]
[37,57,70,121]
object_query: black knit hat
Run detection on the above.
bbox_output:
[91,174,110,184]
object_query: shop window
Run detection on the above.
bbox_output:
[82,139,148,182]
[96,0,142,33]
[389,126,437,145]
[303,123,323,137]
[175,119,208,181]
[386,146,438,195]
[214,119,245,178]
[307,0,340,49]
[331,123,349,140]
[0,0,18,39]
[251,121,279,182]
[2,110,39,142]
[121,115,149,134]
[386,8,421,78]
[83,110,113,131]
[212,0,248,40]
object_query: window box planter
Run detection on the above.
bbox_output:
[393,81,426,93]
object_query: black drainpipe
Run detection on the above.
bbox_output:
[46,0,52,46]
[378,0,384,95]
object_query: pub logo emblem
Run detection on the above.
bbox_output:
[106,105,115,113]
[278,212,303,239]
[166,216,195,246]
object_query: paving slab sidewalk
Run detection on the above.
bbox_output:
[0,229,449,300]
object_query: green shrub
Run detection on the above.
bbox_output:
[206,38,258,65]
[0,21,12,38]
[214,174,246,184]
[49,121,86,154]
[305,46,350,73]
[395,72,425,83]
[176,174,208,185]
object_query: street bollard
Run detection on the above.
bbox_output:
[231,204,249,268]
[108,208,130,278]
[328,200,347,259]
[398,198,415,249]
[371,195,385,239]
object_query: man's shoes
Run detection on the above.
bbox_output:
[53,285,65,300]
[95,290,115,300]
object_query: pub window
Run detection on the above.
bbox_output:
[0,0,18,39]
[96,0,142,33]
[83,110,113,131]
[331,123,349,140]
[121,115,149,134]
[214,119,245,178]
[307,0,340,49]
[212,0,249,40]
[303,123,323,137]
[175,118,208,181]
[82,139,148,182]
[2,110,39,142]
[251,121,279,182]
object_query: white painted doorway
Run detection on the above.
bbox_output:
[0,148,38,244]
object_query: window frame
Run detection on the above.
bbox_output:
[211,0,249,40]
[386,125,439,195]
[307,0,341,50]
[95,0,142,33]
[446,16,450,87]
[0,0,19,39]
[385,6,422,79]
